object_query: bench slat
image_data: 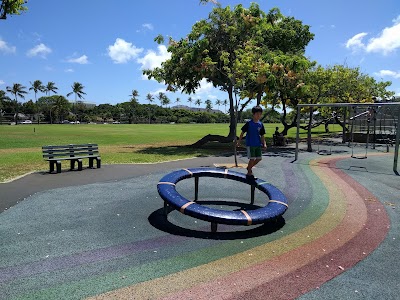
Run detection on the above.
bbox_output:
[42,144,98,149]
[43,147,98,153]
[43,151,99,158]
[45,155,100,161]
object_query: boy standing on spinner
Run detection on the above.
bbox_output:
[237,106,267,179]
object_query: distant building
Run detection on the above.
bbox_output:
[171,104,224,114]
[69,100,97,109]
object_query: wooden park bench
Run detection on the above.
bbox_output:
[42,144,101,174]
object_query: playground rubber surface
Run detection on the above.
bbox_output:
[0,145,399,300]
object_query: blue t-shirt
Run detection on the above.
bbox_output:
[241,120,266,147]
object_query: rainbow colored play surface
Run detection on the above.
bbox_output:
[0,152,398,300]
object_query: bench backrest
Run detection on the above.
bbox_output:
[42,144,99,159]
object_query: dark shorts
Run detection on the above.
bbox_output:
[247,146,262,160]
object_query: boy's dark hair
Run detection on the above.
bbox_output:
[252,106,263,114]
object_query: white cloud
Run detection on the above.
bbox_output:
[195,79,214,94]
[207,95,217,100]
[65,68,74,73]
[137,45,171,70]
[0,38,16,54]
[346,15,400,55]
[142,23,154,31]
[67,55,89,64]
[330,25,336,29]
[107,38,143,64]
[375,70,400,79]
[366,17,400,54]
[26,43,52,58]
[345,32,368,53]
[0,80,5,85]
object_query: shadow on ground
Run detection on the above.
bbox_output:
[148,200,285,240]
[133,143,235,158]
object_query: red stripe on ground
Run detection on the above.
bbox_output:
[228,158,390,300]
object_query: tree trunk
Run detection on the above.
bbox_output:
[191,85,236,148]
[307,108,313,152]
[334,115,349,132]
[14,98,18,125]
[256,89,262,106]
[324,121,330,133]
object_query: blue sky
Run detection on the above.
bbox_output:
[0,0,399,107]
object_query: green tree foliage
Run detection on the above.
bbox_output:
[6,83,27,124]
[144,3,314,145]
[29,80,44,124]
[67,82,86,122]
[0,0,27,20]
[37,95,70,124]
[44,81,58,95]
[205,99,212,111]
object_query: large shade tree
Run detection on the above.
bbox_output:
[6,83,27,125]
[144,3,314,146]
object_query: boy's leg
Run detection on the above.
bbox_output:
[246,147,256,175]
[247,159,255,175]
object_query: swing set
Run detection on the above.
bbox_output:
[294,102,400,173]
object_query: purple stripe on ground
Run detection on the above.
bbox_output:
[0,160,301,284]
[0,234,187,284]
[281,159,299,205]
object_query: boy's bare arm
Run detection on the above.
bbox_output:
[237,132,244,147]
[261,135,267,149]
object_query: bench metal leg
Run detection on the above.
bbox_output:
[56,161,61,173]
[77,159,83,171]
[211,222,218,232]
[89,157,94,168]
[49,161,54,173]
[96,157,101,168]
[70,159,75,170]
[194,176,199,202]
[251,185,255,205]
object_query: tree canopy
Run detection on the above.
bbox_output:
[0,0,27,20]
[144,3,315,145]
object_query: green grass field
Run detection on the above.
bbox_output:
[0,123,340,182]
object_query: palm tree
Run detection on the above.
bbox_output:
[29,80,44,124]
[0,90,11,125]
[129,89,139,104]
[146,93,154,123]
[51,96,70,124]
[215,99,221,111]
[188,96,193,108]
[157,92,166,107]
[163,95,171,108]
[146,93,154,105]
[44,81,58,95]
[195,99,202,111]
[6,83,27,125]
[175,97,181,107]
[223,99,228,113]
[66,82,86,122]
[205,99,212,112]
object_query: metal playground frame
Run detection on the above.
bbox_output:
[294,102,400,173]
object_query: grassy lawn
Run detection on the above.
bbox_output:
[0,123,341,182]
